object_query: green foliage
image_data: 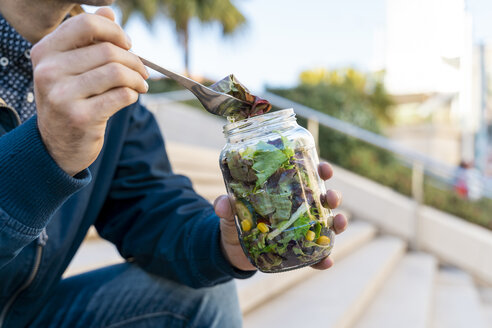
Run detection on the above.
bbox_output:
[424,179,492,229]
[147,78,183,93]
[115,0,246,74]
[116,0,159,25]
[295,67,394,126]
[147,77,214,95]
[117,0,246,32]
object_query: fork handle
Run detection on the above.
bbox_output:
[138,56,199,92]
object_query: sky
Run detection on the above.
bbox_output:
[85,0,492,92]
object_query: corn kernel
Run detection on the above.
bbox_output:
[241,219,252,232]
[257,222,269,233]
[305,230,315,241]
[317,235,331,246]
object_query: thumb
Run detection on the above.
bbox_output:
[214,195,234,220]
[95,7,116,22]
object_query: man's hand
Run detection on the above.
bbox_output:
[30,8,149,176]
[214,162,348,271]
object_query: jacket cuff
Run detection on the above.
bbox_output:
[190,213,256,286]
[0,117,91,229]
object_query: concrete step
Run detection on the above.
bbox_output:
[432,268,487,328]
[354,253,437,328]
[166,142,221,172]
[165,142,226,202]
[172,160,221,175]
[64,239,123,277]
[182,170,225,186]
[83,226,100,241]
[237,220,377,314]
[192,185,227,202]
[478,287,492,328]
[482,304,492,328]
[148,100,227,150]
[243,236,406,328]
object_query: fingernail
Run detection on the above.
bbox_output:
[145,67,150,79]
[143,80,149,92]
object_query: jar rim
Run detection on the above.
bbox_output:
[223,108,295,136]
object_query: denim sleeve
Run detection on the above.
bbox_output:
[0,117,91,269]
[95,104,255,288]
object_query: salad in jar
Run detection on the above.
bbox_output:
[220,129,334,272]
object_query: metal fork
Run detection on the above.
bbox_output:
[138,56,251,117]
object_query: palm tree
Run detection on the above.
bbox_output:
[116,0,246,76]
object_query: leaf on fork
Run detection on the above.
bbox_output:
[211,74,272,121]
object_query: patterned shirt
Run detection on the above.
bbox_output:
[0,13,36,123]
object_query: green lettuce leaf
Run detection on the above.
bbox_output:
[270,193,292,222]
[240,146,256,161]
[250,190,275,217]
[280,136,295,158]
[227,151,257,183]
[292,213,312,240]
[229,182,253,198]
[268,203,308,240]
[252,141,289,187]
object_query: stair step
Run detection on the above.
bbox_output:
[150,101,226,150]
[243,236,406,328]
[182,170,225,185]
[479,288,492,327]
[237,220,377,314]
[166,142,221,171]
[64,239,123,277]
[83,226,100,241]
[354,253,437,328]
[482,304,492,328]
[172,160,221,174]
[432,268,487,328]
[192,185,228,202]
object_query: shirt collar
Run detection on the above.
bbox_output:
[0,13,32,69]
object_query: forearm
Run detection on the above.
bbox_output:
[0,117,90,268]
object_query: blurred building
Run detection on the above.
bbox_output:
[383,0,491,174]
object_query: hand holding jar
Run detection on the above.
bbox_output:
[215,109,348,273]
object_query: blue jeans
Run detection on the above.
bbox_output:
[28,263,242,328]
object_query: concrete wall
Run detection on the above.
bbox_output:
[329,165,492,285]
[328,165,416,240]
[419,206,492,285]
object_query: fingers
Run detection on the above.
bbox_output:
[95,7,116,21]
[311,257,334,270]
[318,162,341,209]
[85,87,140,119]
[323,189,342,209]
[72,62,148,100]
[333,213,348,234]
[31,12,130,59]
[318,162,334,180]
[61,42,149,78]
[214,195,234,219]
[311,214,347,270]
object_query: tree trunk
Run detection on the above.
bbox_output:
[183,24,190,77]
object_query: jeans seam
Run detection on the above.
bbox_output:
[103,311,189,328]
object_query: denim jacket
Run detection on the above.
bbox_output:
[0,98,254,327]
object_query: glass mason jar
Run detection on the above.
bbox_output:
[219,108,335,273]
